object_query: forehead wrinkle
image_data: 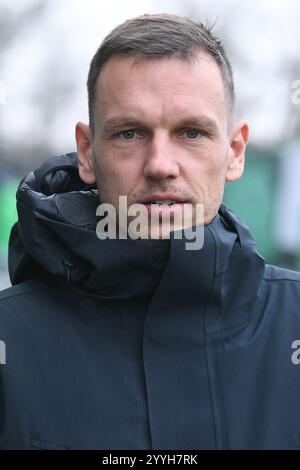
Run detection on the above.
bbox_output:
[100,89,219,119]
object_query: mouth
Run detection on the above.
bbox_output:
[139,193,189,206]
[142,200,188,206]
[138,195,191,220]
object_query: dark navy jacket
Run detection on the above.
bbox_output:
[1,153,300,450]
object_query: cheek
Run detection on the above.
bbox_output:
[95,147,142,200]
[185,145,229,200]
[187,142,228,179]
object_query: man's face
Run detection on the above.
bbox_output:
[76,51,248,232]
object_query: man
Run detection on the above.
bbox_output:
[1,13,300,450]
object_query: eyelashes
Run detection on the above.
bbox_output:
[114,128,206,142]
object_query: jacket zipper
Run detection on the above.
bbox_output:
[63,260,75,283]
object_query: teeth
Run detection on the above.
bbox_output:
[150,200,179,204]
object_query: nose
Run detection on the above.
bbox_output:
[143,134,180,180]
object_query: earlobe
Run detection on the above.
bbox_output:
[225,120,249,183]
[75,122,97,185]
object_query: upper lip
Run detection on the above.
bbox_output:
[139,193,188,203]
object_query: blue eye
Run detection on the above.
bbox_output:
[184,129,201,139]
[119,130,136,140]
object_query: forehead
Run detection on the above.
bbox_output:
[95,52,227,127]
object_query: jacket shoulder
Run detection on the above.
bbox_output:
[264,264,300,283]
[0,278,63,321]
[0,280,40,303]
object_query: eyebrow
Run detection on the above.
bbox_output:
[103,118,145,133]
[102,115,219,135]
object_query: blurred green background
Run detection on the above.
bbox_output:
[224,148,278,263]
[0,179,18,258]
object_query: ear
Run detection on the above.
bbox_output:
[225,120,249,182]
[75,122,97,185]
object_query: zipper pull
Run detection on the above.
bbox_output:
[63,260,75,283]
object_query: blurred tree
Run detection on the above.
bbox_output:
[0,0,76,171]
[0,1,45,49]
[0,1,48,170]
